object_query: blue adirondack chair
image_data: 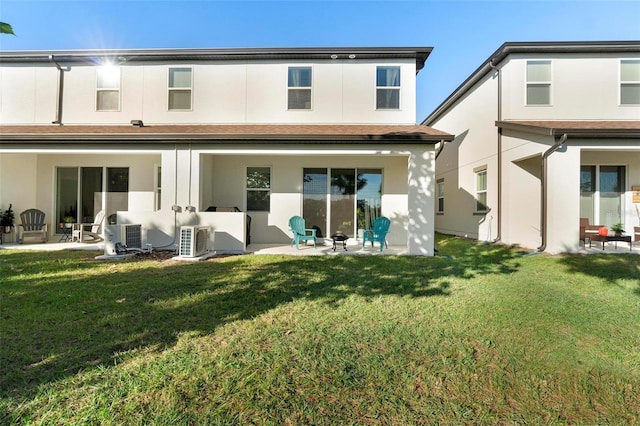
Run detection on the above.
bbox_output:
[289,216,317,249]
[362,216,390,252]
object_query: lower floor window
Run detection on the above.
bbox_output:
[246,167,271,211]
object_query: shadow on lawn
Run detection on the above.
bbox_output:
[0,239,521,405]
[558,253,640,296]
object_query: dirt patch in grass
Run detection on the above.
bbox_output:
[122,249,244,263]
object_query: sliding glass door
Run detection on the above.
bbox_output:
[302,168,328,238]
[330,169,356,235]
[580,165,625,228]
[56,167,128,230]
[303,167,382,238]
[599,166,625,228]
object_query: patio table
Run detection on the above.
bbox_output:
[590,234,632,251]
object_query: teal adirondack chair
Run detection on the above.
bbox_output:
[289,216,317,249]
[362,216,390,252]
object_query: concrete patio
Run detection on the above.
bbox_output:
[1,235,638,256]
[0,237,409,256]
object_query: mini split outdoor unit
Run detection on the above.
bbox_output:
[179,226,211,258]
[104,224,143,255]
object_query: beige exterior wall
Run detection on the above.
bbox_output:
[431,50,640,253]
[502,54,640,120]
[0,60,417,125]
[430,72,499,240]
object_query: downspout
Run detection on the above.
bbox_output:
[435,139,447,160]
[489,59,502,243]
[537,133,567,252]
[49,55,64,125]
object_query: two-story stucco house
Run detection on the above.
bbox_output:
[0,47,453,255]
[423,41,640,254]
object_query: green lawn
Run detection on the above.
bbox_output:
[1,235,639,424]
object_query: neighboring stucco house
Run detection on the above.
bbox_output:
[423,41,640,254]
[0,47,452,255]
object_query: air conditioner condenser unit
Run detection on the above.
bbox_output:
[179,225,211,258]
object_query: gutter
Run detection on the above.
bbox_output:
[49,55,64,125]
[489,59,502,243]
[537,133,567,252]
[434,139,448,160]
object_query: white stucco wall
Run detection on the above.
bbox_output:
[0,153,38,214]
[0,59,417,125]
[0,65,58,124]
[502,54,640,120]
[430,71,499,241]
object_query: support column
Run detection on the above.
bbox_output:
[407,148,436,256]
[546,145,580,253]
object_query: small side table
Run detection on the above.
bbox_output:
[330,232,349,251]
[59,223,73,242]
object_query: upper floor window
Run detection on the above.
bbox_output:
[96,66,120,111]
[246,167,271,211]
[620,59,640,105]
[168,68,192,110]
[288,67,312,110]
[376,66,400,109]
[475,168,488,213]
[526,60,551,105]
[437,179,445,213]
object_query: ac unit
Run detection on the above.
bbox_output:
[120,224,142,249]
[179,226,210,257]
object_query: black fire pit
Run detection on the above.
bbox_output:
[330,232,349,251]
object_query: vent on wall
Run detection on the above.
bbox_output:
[179,226,210,257]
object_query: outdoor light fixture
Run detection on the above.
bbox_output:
[185,206,196,213]
[330,54,338,59]
[171,205,182,212]
[348,54,356,59]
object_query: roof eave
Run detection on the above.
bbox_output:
[0,46,433,73]
[0,133,452,143]
[495,121,640,138]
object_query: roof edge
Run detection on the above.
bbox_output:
[495,120,640,138]
[0,46,434,72]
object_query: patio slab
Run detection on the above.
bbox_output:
[1,237,637,256]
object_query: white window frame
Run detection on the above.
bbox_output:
[475,168,488,213]
[437,179,445,213]
[376,66,401,110]
[96,66,121,112]
[154,164,162,211]
[620,59,640,106]
[246,166,271,212]
[525,60,552,106]
[287,66,312,110]
[168,67,193,111]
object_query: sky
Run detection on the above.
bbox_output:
[1,0,639,121]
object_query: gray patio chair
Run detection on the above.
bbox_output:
[17,209,48,244]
